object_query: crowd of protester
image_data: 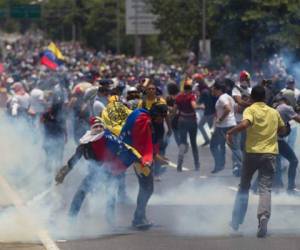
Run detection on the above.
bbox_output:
[1,32,300,234]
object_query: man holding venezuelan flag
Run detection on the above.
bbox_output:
[40,42,65,70]
[55,116,144,227]
[120,103,170,228]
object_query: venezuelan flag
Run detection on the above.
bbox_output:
[120,108,154,166]
[101,95,132,136]
[40,42,64,70]
[91,130,141,175]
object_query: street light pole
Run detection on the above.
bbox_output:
[116,0,120,54]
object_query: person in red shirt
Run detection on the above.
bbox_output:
[175,80,200,171]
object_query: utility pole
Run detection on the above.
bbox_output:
[72,0,76,42]
[202,0,206,62]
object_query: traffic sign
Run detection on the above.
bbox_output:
[10,4,41,19]
[126,0,159,35]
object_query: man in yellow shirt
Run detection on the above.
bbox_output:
[226,85,285,238]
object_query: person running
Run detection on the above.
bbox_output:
[227,85,286,238]
[175,79,200,172]
[210,81,242,174]
[197,80,216,147]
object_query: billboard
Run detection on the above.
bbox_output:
[126,0,160,35]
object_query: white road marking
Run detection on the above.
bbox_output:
[228,186,238,192]
[167,161,189,171]
[0,175,60,250]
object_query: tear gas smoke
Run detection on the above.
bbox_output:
[0,112,115,242]
[150,177,300,236]
[1,110,300,242]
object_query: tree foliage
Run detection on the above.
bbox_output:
[150,0,300,63]
[0,0,300,62]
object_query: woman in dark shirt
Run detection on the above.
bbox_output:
[175,81,200,172]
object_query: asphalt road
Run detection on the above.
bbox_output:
[1,135,300,250]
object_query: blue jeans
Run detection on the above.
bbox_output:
[133,166,154,223]
[198,114,214,143]
[287,126,297,150]
[210,127,242,171]
[274,140,298,190]
[69,165,118,224]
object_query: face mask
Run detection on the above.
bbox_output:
[240,81,248,89]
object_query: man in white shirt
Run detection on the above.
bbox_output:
[9,82,30,117]
[210,81,242,175]
[232,71,252,123]
[232,71,252,176]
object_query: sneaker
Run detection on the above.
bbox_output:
[211,167,224,174]
[201,140,210,147]
[233,167,240,177]
[132,218,153,229]
[257,216,268,238]
[154,176,161,182]
[229,220,239,231]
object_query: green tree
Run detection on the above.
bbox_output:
[150,0,300,65]
[150,0,203,56]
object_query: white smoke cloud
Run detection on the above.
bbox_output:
[1,110,300,242]
[0,112,113,242]
[149,176,300,236]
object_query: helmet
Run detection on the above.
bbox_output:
[128,86,138,93]
[89,116,104,128]
[240,70,250,82]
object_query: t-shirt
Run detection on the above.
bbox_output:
[232,84,251,122]
[243,102,285,154]
[93,96,107,116]
[29,88,45,114]
[276,103,297,123]
[175,92,197,115]
[215,93,236,128]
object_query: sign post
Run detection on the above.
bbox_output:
[126,0,159,56]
